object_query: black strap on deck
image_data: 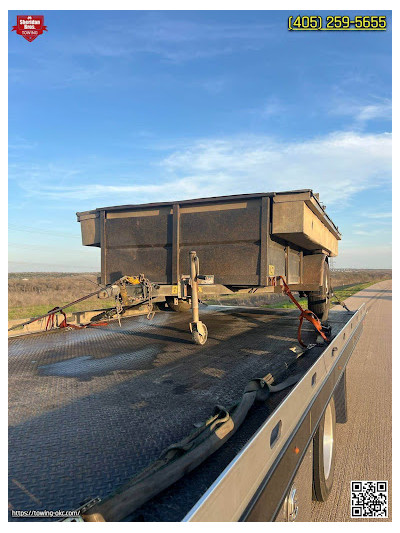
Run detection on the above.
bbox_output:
[81,371,305,522]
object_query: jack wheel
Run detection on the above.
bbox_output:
[192,324,208,345]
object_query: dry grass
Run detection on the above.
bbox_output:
[329,269,392,288]
[8,273,113,320]
[8,269,392,320]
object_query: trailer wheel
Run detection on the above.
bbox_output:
[307,260,330,322]
[165,297,192,313]
[313,396,336,502]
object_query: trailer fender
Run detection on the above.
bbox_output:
[302,253,328,286]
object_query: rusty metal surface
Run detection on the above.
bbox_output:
[9,304,325,520]
[103,197,264,285]
[302,253,327,286]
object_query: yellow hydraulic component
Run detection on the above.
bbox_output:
[125,276,141,285]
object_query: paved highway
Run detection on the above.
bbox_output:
[311,280,392,522]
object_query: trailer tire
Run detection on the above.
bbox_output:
[165,297,192,313]
[308,260,330,322]
[313,396,336,502]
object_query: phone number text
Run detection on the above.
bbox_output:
[288,15,387,31]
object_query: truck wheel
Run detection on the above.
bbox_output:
[165,297,192,313]
[307,260,330,322]
[313,396,336,501]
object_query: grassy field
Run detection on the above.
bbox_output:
[260,281,380,310]
[8,269,391,320]
[8,273,114,320]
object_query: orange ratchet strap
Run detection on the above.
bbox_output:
[278,276,330,348]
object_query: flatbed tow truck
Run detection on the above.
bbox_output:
[8,190,366,521]
[9,300,365,521]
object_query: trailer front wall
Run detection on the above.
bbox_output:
[102,199,265,285]
[104,207,172,284]
[178,199,262,286]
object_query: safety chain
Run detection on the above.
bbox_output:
[331,288,351,312]
[139,274,155,320]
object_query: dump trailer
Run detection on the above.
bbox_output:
[77,190,341,345]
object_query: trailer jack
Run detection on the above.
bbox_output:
[189,251,208,345]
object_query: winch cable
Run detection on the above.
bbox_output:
[278,276,330,347]
[8,276,155,332]
[8,287,109,332]
[79,369,306,522]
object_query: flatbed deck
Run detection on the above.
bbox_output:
[9,305,353,521]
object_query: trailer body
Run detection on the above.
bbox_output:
[77,190,340,295]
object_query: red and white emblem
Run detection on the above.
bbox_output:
[12,15,47,42]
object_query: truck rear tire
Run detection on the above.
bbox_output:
[307,260,330,322]
[165,297,192,313]
[313,396,336,501]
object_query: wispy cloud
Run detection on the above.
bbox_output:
[364,212,392,219]
[332,97,392,125]
[261,97,284,118]
[10,16,277,67]
[353,228,391,236]
[79,18,277,62]
[12,131,391,209]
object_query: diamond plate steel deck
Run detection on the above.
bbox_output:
[8,305,349,521]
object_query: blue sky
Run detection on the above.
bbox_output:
[9,10,392,271]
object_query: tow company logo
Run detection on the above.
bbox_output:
[12,15,47,42]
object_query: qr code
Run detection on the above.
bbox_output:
[351,481,388,518]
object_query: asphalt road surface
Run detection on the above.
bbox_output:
[311,279,392,522]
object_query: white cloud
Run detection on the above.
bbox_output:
[333,98,392,124]
[16,131,391,209]
[365,212,392,219]
[356,101,392,122]
[160,131,392,206]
